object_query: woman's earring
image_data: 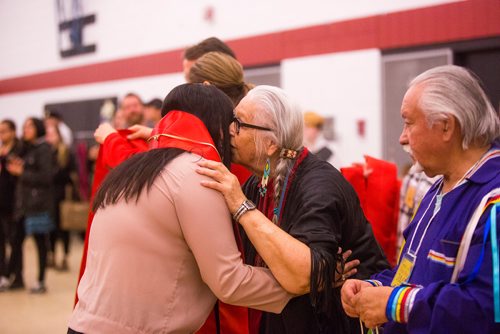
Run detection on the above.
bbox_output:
[259,158,271,197]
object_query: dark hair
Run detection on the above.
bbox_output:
[93,83,234,211]
[1,119,16,132]
[184,37,236,61]
[145,98,163,109]
[45,110,63,120]
[122,92,144,106]
[27,117,46,138]
[161,83,233,167]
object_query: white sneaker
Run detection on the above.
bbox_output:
[29,281,47,294]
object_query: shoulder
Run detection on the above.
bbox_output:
[163,152,203,176]
[283,154,358,212]
[13,139,24,153]
[159,152,224,197]
[39,141,52,151]
[296,154,347,191]
[469,149,500,186]
[102,132,130,149]
[37,142,54,157]
[28,141,52,157]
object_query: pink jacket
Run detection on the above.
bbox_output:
[69,153,291,333]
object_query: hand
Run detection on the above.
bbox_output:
[334,249,360,288]
[88,145,99,161]
[196,160,246,214]
[353,286,392,328]
[341,279,371,317]
[127,124,153,140]
[94,123,117,144]
[6,156,24,176]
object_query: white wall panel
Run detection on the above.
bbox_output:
[282,50,382,167]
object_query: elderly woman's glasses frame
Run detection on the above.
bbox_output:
[232,116,272,135]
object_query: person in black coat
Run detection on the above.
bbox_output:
[8,117,56,293]
[0,119,25,291]
[198,85,389,333]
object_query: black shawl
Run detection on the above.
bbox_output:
[241,152,389,334]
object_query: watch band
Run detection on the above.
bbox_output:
[233,199,256,223]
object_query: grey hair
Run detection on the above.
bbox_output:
[244,85,304,208]
[409,65,500,149]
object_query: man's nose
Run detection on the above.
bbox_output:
[399,128,408,146]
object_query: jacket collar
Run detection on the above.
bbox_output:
[148,110,221,162]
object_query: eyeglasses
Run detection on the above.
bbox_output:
[232,115,273,135]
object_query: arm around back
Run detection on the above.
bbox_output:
[173,155,293,313]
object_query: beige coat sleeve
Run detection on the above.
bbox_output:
[174,160,293,313]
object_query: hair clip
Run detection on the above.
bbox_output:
[280,148,298,159]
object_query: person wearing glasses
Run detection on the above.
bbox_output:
[197,85,389,334]
[186,51,254,188]
[69,84,296,334]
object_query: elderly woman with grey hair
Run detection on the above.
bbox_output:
[197,85,389,333]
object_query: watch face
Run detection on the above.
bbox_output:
[245,200,256,210]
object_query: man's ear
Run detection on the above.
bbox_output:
[442,116,457,142]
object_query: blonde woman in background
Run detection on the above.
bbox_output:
[126,51,253,142]
[188,51,253,106]
[45,124,76,271]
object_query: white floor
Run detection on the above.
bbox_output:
[0,234,84,333]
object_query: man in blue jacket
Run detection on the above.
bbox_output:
[341,65,500,333]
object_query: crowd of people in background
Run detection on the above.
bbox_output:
[0,92,167,294]
[0,112,84,293]
[1,36,499,334]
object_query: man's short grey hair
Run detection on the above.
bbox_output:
[410,65,500,149]
[243,85,304,205]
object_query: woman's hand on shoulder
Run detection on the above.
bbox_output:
[196,160,246,214]
[127,124,153,140]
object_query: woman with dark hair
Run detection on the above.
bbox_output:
[75,54,254,304]
[7,117,55,293]
[68,84,293,334]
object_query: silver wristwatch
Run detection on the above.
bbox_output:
[233,199,256,223]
